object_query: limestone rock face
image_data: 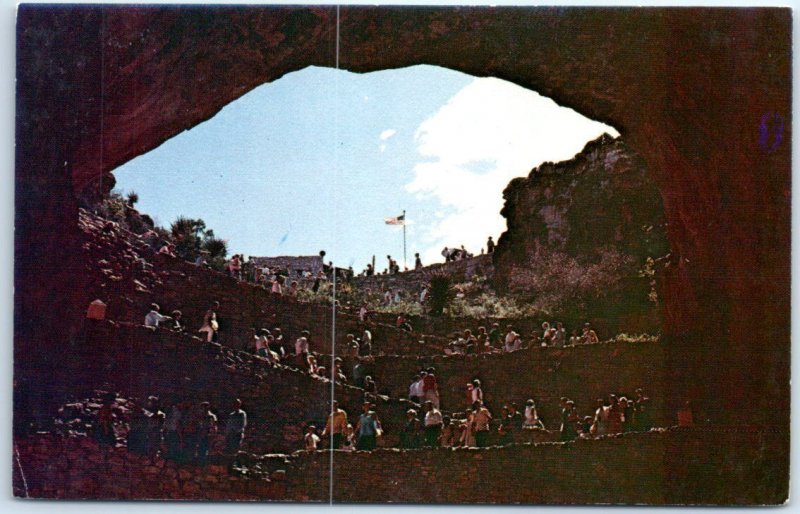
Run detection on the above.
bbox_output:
[15,6,790,428]
[494,134,668,332]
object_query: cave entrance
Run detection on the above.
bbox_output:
[111,64,618,272]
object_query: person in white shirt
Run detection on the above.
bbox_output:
[409,374,425,403]
[295,330,310,369]
[592,398,609,436]
[471,379,484,405]
[523,399,545,429]
[144,304,171,328]
[304,425,321,451]
[504,326,518,352]
[253,328,266,355]
[361,329,373,348]
[359,304,369,322]
[470,401,493,447]
[423,401,443,447]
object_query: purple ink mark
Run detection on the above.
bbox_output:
[759,112,784,153]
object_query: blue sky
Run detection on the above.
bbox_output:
[114,65,617,271]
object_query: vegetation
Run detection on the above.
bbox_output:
[94,189,229,271]
[169,216,228,271]
[428,275,454,316]
[125,191,139,207]
[94,189,154,235]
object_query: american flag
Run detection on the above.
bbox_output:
[384,213,406,225]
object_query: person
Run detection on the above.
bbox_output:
[358,304,369,322]
[578,416,594,438]
[486,236,495,254]
[307,354,319,375]
[198,301,220,342]
[295,330,310,369]
[523,399,545,429]
[471,379,484,405]
[162,400,183,461]
[439,416,457,447]
[552,322,566,348]
[194,250,209,267]
[228,254,242,280]
[168,310,184,332]
[341,423,356,451]
[305,425,321,451]
[400,409,423,449]
[504,326,519,352]
[126,402,149,456]
[507,402,524,432]
[488,323,501,350]
[620,396,634,433]
[592,398,609,436]
[541,322,552,346]
[343,334,359,358]
[365,263,374,277]
[568,329,581,346]
[359,329,373,357]
[144,396,165,460]
[463,329,477,354]
[334,358,347,383]
[422,367,440,408]
[144,303,171,328]
[286,280,299,297]
[607,394,624,434]
[355,403,378,451]
[94,392,117,447]
[441,247,451,263]
[322,401,348,449]
[363,376,377,398]
[634,388,652,431]
[582,323,599,344]
[470,401,493,447]
[264,335,281,363]
[353,361,367,389]
[497,406,512,445]
[560,400,579,441]
[254,328,268,357]
[475,326,488,354]
[397,314,413,332]
[419,286,428,304]
[195,401,217,466]
[271,275,284,295]
[414,253,423,270]
[423,401,443,448]
[409,374,423,403]
[224,399,247,454]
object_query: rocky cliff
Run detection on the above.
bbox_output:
[494,134,668,332]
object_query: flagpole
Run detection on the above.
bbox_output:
[403,210,407,270]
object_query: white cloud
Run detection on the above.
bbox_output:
[379,144,387,153]
[379,129,397,141]
[407,77,619,264]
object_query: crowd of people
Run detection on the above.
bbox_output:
[557,390,653,441]
[95,393,248,466]
[445,322,600,355]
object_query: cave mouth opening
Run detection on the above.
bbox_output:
[109,64,618,272]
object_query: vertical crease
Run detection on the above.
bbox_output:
[328,4,341,506]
